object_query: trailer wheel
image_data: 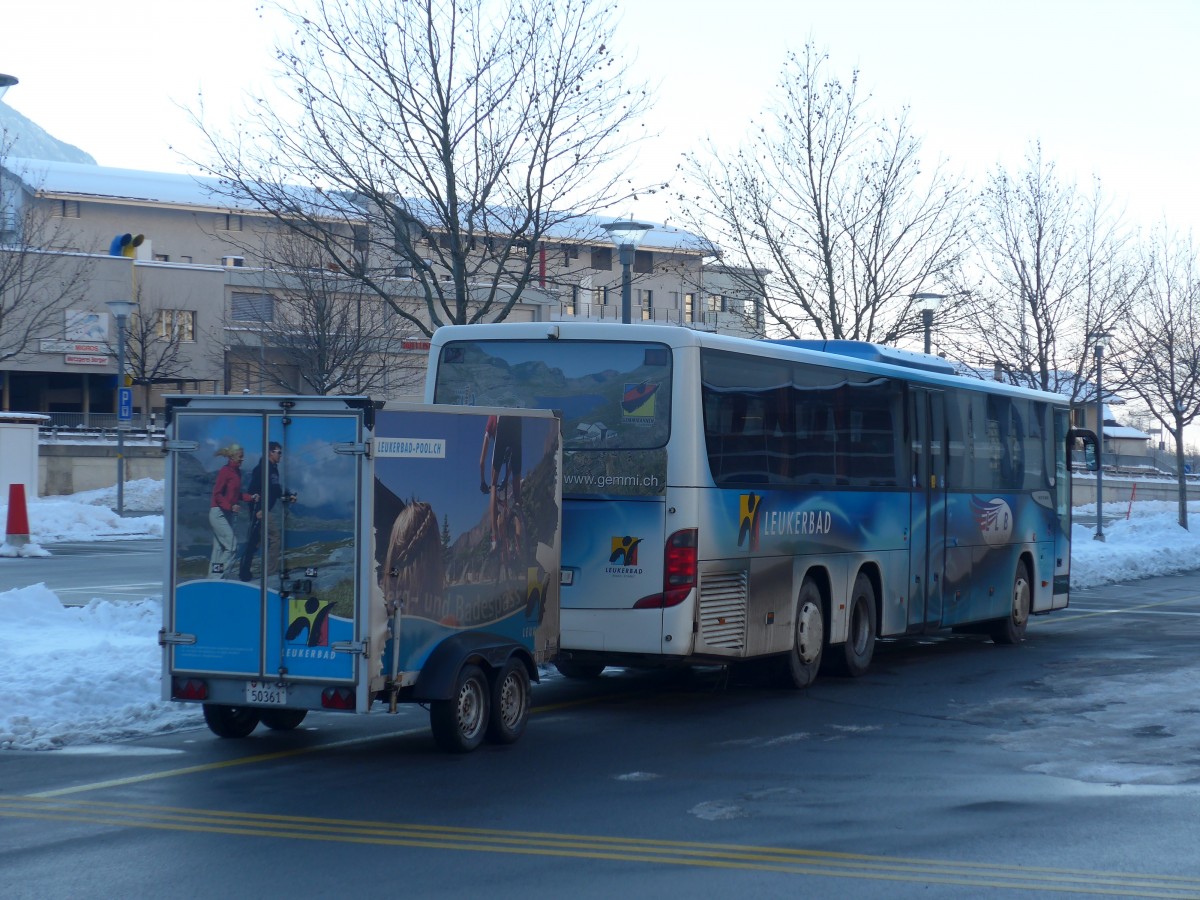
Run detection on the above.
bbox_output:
[486,658,531,745]
[259,709,308,731]
[430,663,490,753]
[991,560,1031,645]
[827,573,877,677]
[773,577,824,689]
[202,704,260,739]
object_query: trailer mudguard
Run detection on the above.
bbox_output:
[411,631,539,701]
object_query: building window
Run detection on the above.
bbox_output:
[640,289,653,320]
[155,309,196,342]
[684,293,695,324]
[563,244,579,262]
[633,250,653,274]
[352,225,368,253]
[53,200,81,218]
[231,291,274,322]
[180,255,193,264]
[569,285,579,316]
[153,253,170,262]
[218,214,243,231]
[707,294,727,314]
[221,256,245,267]
[589,247,612,271]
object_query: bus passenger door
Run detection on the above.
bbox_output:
[908,388,947,631]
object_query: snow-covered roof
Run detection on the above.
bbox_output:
[1,158,712,253]
[4,157,253,212]
[1105,425,1150,440]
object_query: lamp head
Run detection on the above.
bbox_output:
[600,220,654,250]
[911,292,946,313]
[106,300,138,321]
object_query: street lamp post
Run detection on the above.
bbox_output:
[1088,330,1111,542]
[600,220,654,324]
[912,292,946,355]
[107,300,137,517]
[0,74,18,101]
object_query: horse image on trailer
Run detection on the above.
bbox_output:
[160,395,561,753]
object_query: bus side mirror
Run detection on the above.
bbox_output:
[1068,429,1100,472]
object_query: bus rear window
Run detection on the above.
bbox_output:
[434,340,672,451]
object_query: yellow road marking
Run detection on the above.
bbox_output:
[1,797,1197,897]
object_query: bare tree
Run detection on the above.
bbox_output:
[0,139,90,363]
[220,233,420,397]
[676,44,969,344]
[119,286,196,415]
[193,0,651,337]
[1111,228,1200,529]
[956,145,1138,398]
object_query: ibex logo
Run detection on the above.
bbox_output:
[738,492,762,550]
[285,596,335,646]
[610,535,642,567]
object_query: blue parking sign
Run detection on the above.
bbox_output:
[118,387,133,421]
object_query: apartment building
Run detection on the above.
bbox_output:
[0,158,761,420]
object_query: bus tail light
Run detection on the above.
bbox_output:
[634,528,697,609]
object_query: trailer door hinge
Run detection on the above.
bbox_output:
[331,640,367,656]
[158,629,196,646]
[333,442,369,456]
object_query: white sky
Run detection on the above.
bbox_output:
[3,0,1198,234]
[3,480,1200,765]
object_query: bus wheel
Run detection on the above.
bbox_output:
[430,663,490,753]
[202,704,260,739]
[828,573,877,677]
[991,560,1031,645]
[260,708,308,731]
[486,658,531,745]
[774,578,825,689]
[555,659,605,680]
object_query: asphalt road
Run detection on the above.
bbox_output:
[3,559,1200,898]
[0,539,164,605]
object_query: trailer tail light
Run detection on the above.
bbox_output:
[172,678,208,701]
[634,528,698,609]
[322,686,355,710]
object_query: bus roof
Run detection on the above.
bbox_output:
[428,322,1070,406]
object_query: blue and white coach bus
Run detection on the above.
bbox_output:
[426,322,1097,687]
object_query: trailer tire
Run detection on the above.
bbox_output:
[260,709,308,731]
[430,663,490,753]
[203,704,260,739]
[486,658,531,745]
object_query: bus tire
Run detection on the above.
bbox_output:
[202,704,260,739]
[486,658,531,745]
[991,560,1031,645]
[430,663,490,753]
[774,577,824,689]
[555,659,605,680]
[828,573,876,677]
[259,708,308,731]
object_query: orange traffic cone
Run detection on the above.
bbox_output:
[6,483,30,548]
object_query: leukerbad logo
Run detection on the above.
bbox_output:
[609,535,641,567]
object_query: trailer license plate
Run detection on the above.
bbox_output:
[246,681,287,705]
